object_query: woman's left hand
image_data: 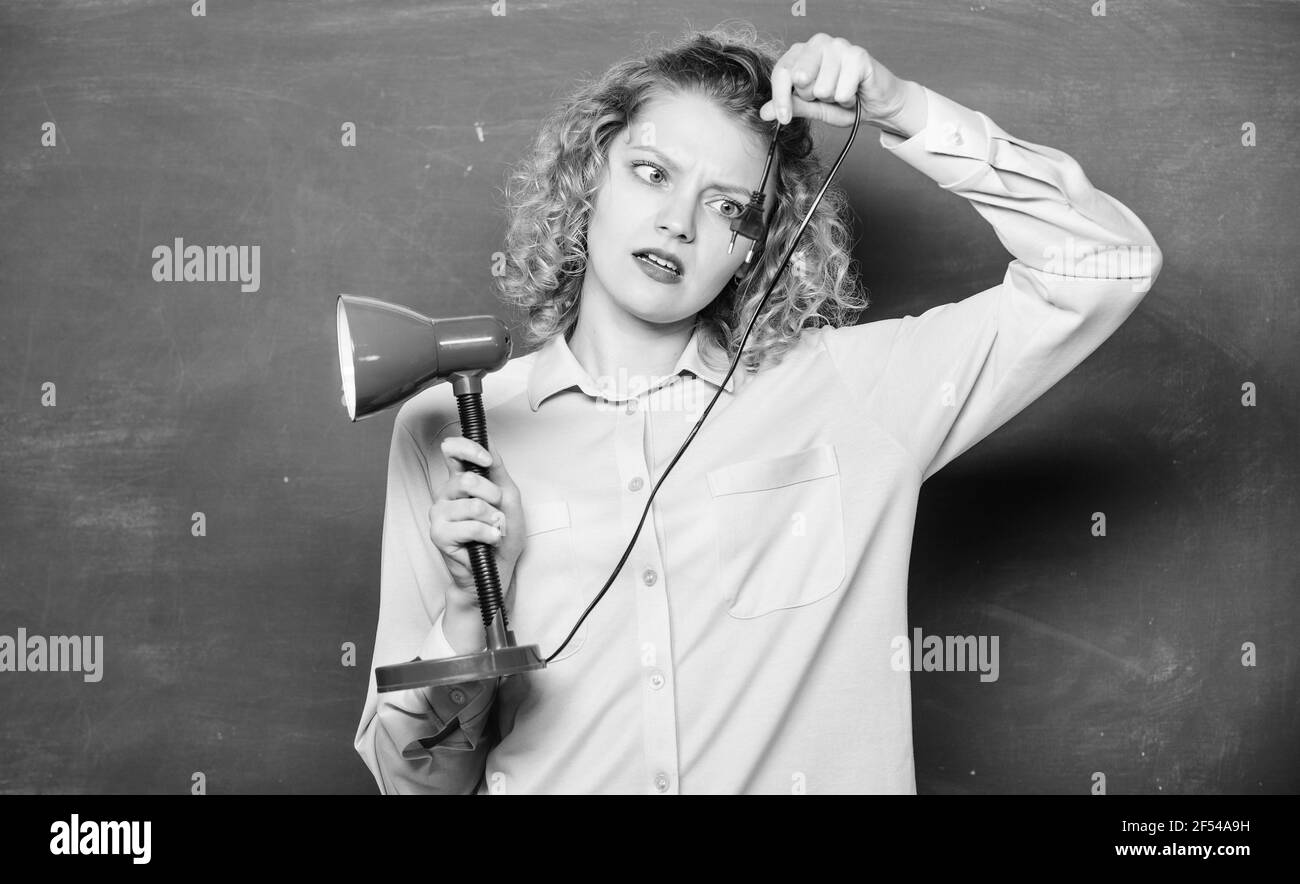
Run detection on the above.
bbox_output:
[760,33,914,130]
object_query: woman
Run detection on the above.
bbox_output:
[354,24,1162,794]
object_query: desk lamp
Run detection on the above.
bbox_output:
[335,294,546,691]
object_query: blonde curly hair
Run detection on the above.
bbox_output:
[494,22,871,375]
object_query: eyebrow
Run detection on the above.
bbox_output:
[629,145,753,200]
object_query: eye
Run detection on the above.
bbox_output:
[630,160,666,185]
[710,198,744,219]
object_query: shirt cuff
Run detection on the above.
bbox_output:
[878,84,1002,191]
[418,608,463,661]
[413,610,497,742]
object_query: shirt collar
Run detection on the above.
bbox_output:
[527,324,740,412]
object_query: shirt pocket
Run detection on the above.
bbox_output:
[509,499,586,662]
[705,443,847,619]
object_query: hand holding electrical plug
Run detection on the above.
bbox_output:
[759,33,921,135]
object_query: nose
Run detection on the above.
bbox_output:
[655,193,695,243]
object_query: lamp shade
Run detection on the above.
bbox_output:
[335,294,513,421]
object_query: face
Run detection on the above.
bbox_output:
[579,90,779,330]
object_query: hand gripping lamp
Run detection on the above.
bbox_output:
[335,294,546,692]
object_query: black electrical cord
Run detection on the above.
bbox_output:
[545,100,863,664]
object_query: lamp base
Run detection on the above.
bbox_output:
[376,643,546,692]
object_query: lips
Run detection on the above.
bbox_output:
[632,248,684,278]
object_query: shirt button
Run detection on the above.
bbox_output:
[643,569,657,586]
[649,669,665,690]
[626,400,638,414]
[628,477,644,492]
[653,773,670,793]
[449,688,466,705]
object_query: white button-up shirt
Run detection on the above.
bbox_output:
[354,84,1162,794]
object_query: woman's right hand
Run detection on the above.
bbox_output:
[430,436,527,612]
